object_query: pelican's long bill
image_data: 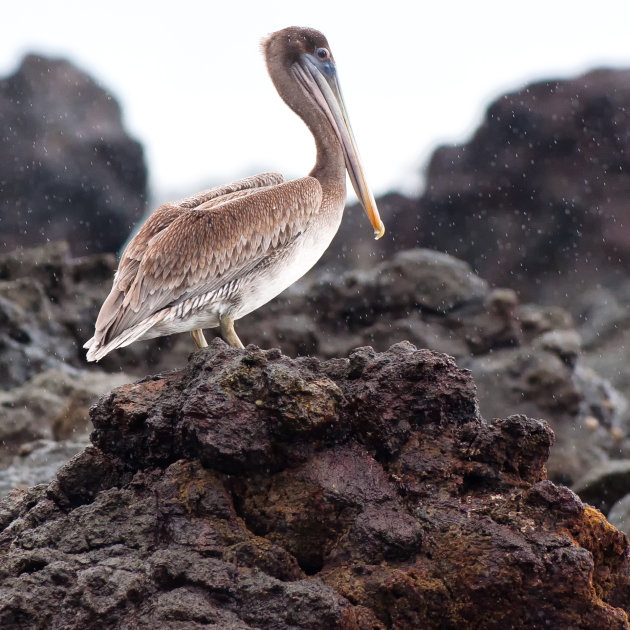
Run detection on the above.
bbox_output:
[292,54,385,239]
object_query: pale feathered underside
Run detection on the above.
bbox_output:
[85,172,323,358]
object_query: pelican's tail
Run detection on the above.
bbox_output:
[84,318,156,362]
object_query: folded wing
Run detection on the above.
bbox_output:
[85,172,322,357]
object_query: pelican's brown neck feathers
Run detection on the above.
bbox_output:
[263,27,345,190]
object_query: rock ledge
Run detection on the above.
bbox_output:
[0,341,628,629]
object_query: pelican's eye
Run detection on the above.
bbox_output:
[316,47,330,61]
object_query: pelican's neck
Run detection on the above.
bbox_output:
[266,57,347,203]
[306,114,346,203]
[308,119,344,181]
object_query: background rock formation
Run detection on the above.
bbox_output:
[3,239,627,495]
[323,69,630,305]
[1,342,628,629]
[2,54,630,627]
[421,69,630,301]
[0,55,147,255]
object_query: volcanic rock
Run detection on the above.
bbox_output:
[0,54,147,255]
[323,68,630,308]
[2,240,625,491]
[244,249,629,487]
[609,494,630,536]
[0,341,628,629]
[420,69,630,301]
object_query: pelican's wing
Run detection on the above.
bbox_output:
[115,172,286,295]
[85,174,322,358]
[87,172,285,342]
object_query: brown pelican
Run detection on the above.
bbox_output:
[85,26,384,362]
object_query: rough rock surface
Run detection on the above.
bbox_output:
[245,250,630,487]
[0,54,147,255]
[0,241,129,388]
[1,341,628,629]
[323,69,630,306]
[2,241,627,493]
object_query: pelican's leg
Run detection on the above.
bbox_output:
[219,315,245,349]
[191,328,208,348]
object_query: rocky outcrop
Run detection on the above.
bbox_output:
[0,54,147,255]
[1,341,628,629]
[245,249,630,487]
[421,69,630,302]
[2,241,627,494]
[0,241,125,387]
[322,69,630,307]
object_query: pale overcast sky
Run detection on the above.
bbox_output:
[3,1,630,201]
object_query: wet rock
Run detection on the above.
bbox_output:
[573,460,630,514]
[0,342,628,629]
[0,368,130,455]
[0,54,147,255]
[0,440,87,498]
[609,494,630,536]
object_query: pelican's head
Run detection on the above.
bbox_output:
[263,27,385,239]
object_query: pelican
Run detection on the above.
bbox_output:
[85,26,384,362]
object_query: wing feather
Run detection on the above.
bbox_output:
[88,174,322,350]
[90,173,285,337]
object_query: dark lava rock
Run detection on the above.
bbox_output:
[0,341,629,629]
[245,250,628,487]
[2,241,627,492]
[421,68,630,301]
[322,68,630,308]
[427,67,630,307]
[0,54,147,255]
[0,241,139,387]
